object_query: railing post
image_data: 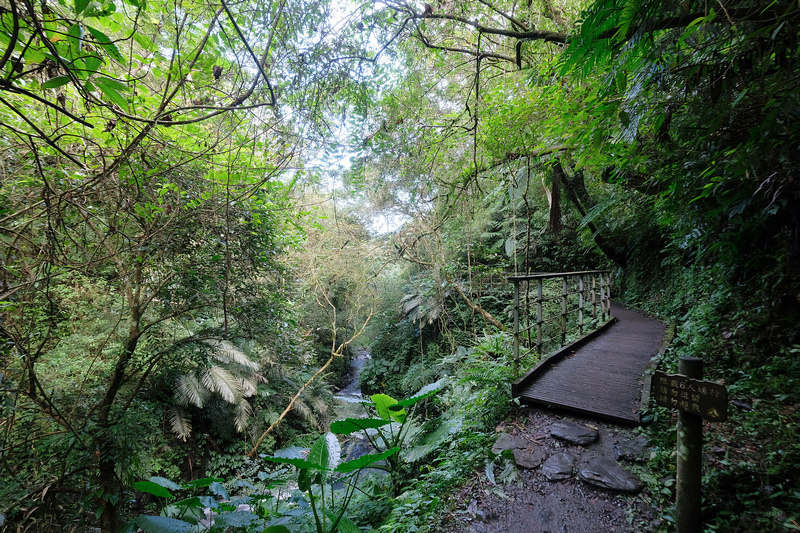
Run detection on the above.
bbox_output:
[513,279,520,378]
[536,279,543,356]
[578,274,585,336]
[561,276,568,347]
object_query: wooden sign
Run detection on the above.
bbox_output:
[652,371,728,422]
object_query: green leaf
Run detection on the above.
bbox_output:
[209,481,228,500]
[94,76,129,110]
[298,467,311,491]
[42,75,71,90]
[94,75,129,92]
[262,455,325,471]
[133,515,193,533]
[329,418,390,434]
[75,0,91,16]
[183,477,223,488]
[371,393,403,422]
[306,432,340,472]
[323,509,362,533]
[86,26,125,64]
[335,447,399,473]
[148,476,182,491]
[83,55,102,75]
[263,527,291,533]
[393,382,443,407]
[133,481,172,499]
[67,24,83,58]
[133,32,157,52]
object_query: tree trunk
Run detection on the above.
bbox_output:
[97,326,141,532]
[554,161,630,267]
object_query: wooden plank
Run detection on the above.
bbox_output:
[517,301,666,425]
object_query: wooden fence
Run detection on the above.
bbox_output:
[509,270,612,376]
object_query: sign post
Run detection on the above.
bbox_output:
[652,357,728,533]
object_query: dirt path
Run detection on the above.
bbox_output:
[438,405,661,533]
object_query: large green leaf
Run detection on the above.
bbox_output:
[393,382,443,408]
[94,76,129,110]
[371,393,405,422]
[67,24,83,58]
[306,432,340,472]
[335,447,399,473]
[183,477,223,488]
[133,515,193,533]
[148,476,182,491]
[329,417,390,434]
[262,455,326,471]
[133,481,172,499]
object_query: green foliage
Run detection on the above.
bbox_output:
[330,385,442,482]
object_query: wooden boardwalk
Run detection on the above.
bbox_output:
[512,302,666,425]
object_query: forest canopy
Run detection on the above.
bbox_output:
[1,0,799,530]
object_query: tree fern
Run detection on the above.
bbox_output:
[167,340,262,440]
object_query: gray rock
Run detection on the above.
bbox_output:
[491,433,528,454]
[578,457,644,493]
[513,446,546,469]
[550,421,599,445]
[541,452,578,481]
[492,433,544,469]
[614,435,649,462]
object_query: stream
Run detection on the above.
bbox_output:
[333,348,370,404]
[332,348,382,465]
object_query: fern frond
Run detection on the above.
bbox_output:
[207,340,261,371]
[308,395,329,416]
[176,374,209,408]
[233,399,253,433]
[168,406,192,441]
[239,377,257,398]
[292,399,319,430]
[203,366,243,404]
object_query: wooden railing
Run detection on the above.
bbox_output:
[509,270,612,377]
